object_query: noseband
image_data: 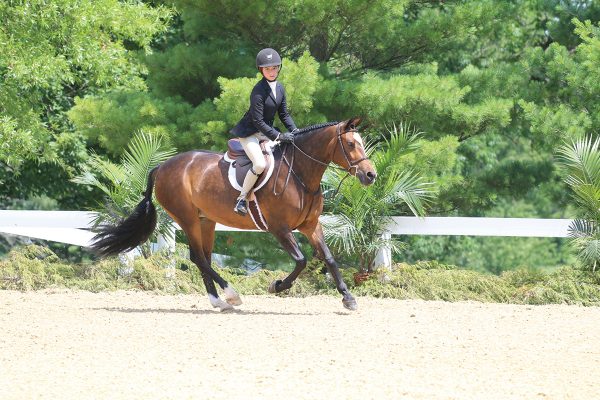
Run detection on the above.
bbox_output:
[273,124,368,197]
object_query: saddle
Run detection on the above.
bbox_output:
[223,139,275,193]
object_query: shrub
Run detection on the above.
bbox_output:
[557,136,600,271]
[2,245,600,306]
[322,123,434,272]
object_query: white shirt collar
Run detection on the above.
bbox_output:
[267,80,277,99]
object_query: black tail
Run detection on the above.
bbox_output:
[90,166,160,257]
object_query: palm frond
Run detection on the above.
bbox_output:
[557,136,600,186]
[388,170,435,217]
[322,214,363,256]
[72,169,113,198]
[569,184,600,217]
[571,238,600,271]
[374,122,421,175]
[122,131,176,196]
[559,136,600,272]
[322,120,435,269]
[568,219,597,239]
[72,130,178,256]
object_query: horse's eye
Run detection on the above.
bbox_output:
[347,141,355,148]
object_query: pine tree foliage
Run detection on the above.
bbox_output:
[3,0,600,271]
[70,52,324,153]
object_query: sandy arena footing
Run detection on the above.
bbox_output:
[1,289,599,399]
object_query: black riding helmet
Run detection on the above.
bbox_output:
[256,48,282,69]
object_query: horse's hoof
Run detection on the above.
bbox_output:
[219,303,235,312]
[225,297,242,306]
[224,286,242,306]
[209,294,235,312]
[268,279,282,293]
[342,298,358,311]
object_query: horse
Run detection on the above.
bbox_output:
[91,117,377,311]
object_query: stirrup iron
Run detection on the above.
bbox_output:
[234,198,248,216]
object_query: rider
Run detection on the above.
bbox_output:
[230,48,298,216]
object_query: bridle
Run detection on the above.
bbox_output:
[335,124,369,174]
[273,123,368,197]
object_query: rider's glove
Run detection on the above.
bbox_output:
[279,131,295,143]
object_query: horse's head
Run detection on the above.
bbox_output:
[331,118,377,185]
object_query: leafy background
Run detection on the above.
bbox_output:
[2,0,600,273]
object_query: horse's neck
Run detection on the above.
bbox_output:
[287,130,334,192]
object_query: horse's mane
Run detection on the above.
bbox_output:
[295,121,339,137]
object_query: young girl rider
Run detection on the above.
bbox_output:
[230,48,298,216]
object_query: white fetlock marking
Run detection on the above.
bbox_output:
[224,285,242,306]
[208,294,220,308]
[208,294,233,311]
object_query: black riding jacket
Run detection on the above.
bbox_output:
[230,78,297,141]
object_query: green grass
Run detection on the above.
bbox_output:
[2,245,600,305]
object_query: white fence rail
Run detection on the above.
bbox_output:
[0,211,257,247]
[0,211,575,267]
[386,216,573,238]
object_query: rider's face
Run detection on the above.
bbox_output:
[261,65,280,81]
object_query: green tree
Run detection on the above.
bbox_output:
[69,52,324,153]
[0,0,171,206]
[10,0,596,273]
[69,1,519,155]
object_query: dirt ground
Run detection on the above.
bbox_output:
[1,290,599,400]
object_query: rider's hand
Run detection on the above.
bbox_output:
[279,131,295,143]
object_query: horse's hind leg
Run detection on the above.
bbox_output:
[190,247,222,307]
[180,217,239,311]
[199,217,241,306]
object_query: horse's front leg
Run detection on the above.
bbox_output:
[268,230,307,293]
[299,222,357,310]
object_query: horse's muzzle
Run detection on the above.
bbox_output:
[357,169,377,186]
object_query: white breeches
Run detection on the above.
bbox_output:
[238,132,270,198]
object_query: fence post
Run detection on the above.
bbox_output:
[154,222,176,253]
[373,232,392,269]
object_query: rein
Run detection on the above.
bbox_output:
[272,124,367,198]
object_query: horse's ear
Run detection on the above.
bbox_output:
[344,117,362,131]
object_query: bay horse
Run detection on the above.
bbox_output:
[91,118,377,311]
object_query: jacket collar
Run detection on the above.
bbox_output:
[261,78,280,104]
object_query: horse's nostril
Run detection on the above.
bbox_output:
[367,171,377,181]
